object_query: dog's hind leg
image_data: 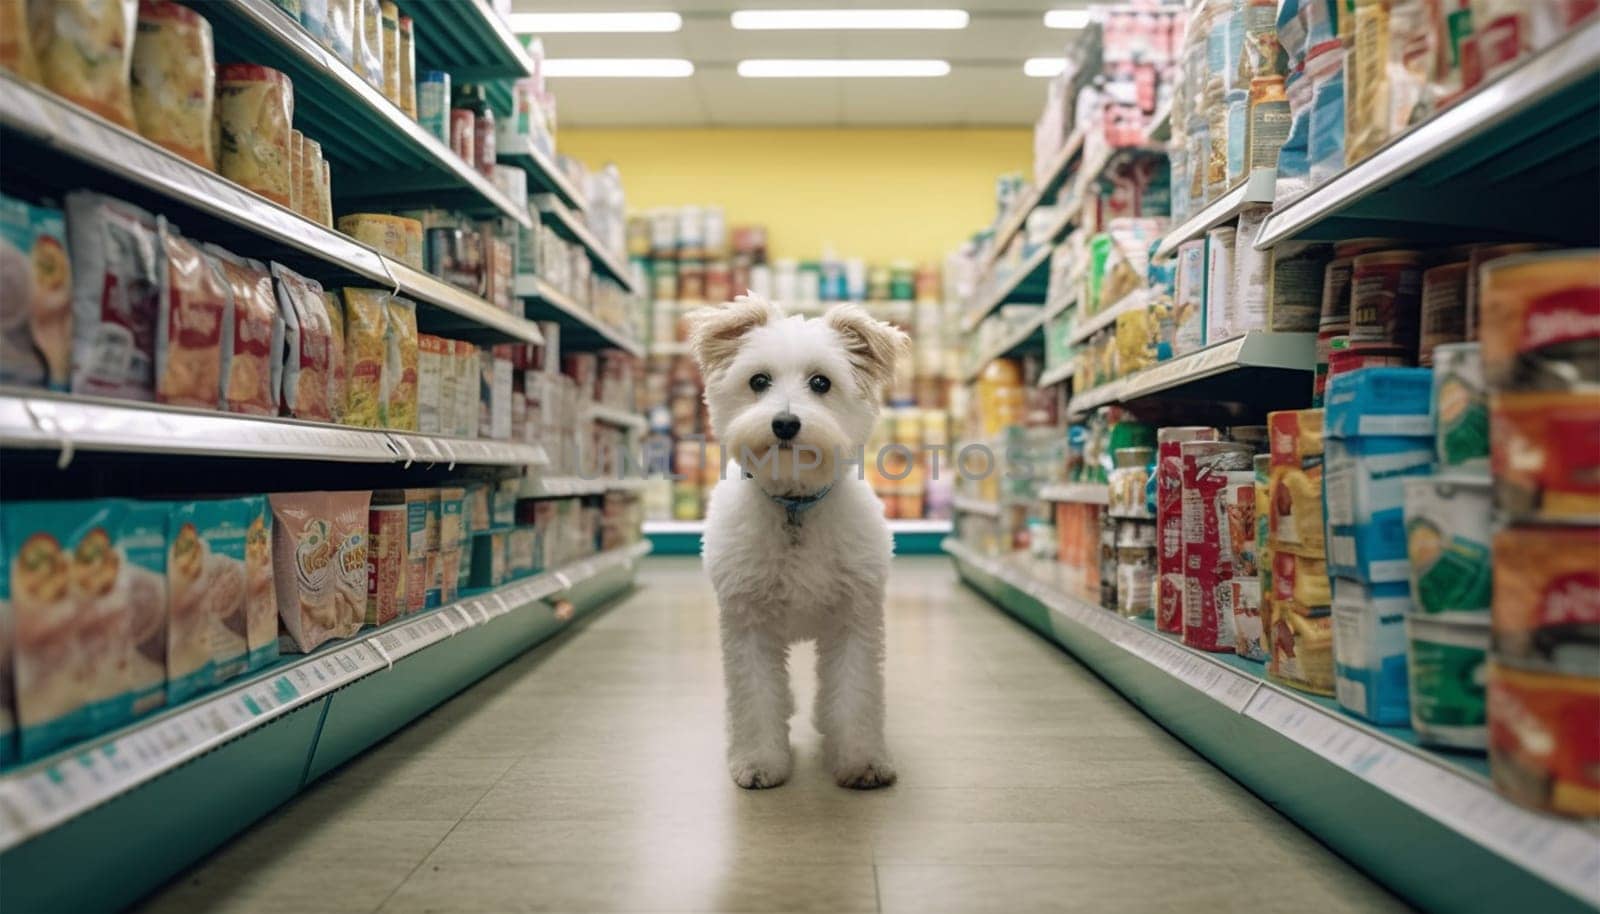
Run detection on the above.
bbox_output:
[722,618,794,789]
[815,611,896,790]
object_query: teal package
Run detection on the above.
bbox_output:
[210,500,253,686]
[167,500,250,703]
[121,501,170,720]
[1324,366,1435,438]
[1332,579,1411,727]
[242,496,281,671]
[0,521,12,766]
[1323,436,1436,583]
[0,193,71,391]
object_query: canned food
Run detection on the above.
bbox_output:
[1115,543,1156,618]
[1418,261,1469,365]
[1115,518,1157,548]
[417,71,450,143]
[1350,250,1424,358]
[1488,662,1600,817]
[1232,577,1267,661]
[1314,256,1356,406]
[449,108,474,163]
[1156,426,1219,633]
[1464,242,1554,340]
[1490,390,1600,522]
[1492,525,1600,676]
[1406,614,1489,749]
[1180,441,1254,653]
[1432,342,1489,472]
[1478,249,1600,389]
[1222,469,1257,576]
[1403,474,1493,616]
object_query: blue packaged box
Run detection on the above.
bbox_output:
[1324,435,1436,583]
[1332,578,1411,726]
[1325,366,1435,439]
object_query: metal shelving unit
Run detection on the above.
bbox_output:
[393,0,534,82]
[1036,358,1078,390]
[499,134,588,210]
[961,309,1048,382]
[974,127,1086,281]
[515,275,645,357]
[961,243,1052,331]
[1154,167,1275,259]
[0,541,650,914]
[1254,19,1600,249]
[533,194,638,293]
[588,404,650,432]
[944,539,1600,914]
[1065,288,1149,347]
[1037,482,1109,505]
[1067,331,1316,416]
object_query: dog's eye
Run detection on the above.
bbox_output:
[749,373,771,393]
[809,374,831,395]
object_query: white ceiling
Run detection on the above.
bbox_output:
[510,1,1086,126]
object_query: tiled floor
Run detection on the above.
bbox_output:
[136,556,1407,913]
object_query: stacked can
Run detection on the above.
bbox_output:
[1249,453,1272,660]
[1219,426,1268,660]
[1179,441,1253,651]
[1110,446,1156,618]
[1156,426,1218,633]
[1323,367,1438,726]
[1478,249,1600,818]
[1312,239,1402,406]
[1264,409,1334,695]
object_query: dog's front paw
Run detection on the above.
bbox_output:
[834,758,897,790]
[729,751,791,790]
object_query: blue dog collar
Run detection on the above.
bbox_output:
[745,472,833,525]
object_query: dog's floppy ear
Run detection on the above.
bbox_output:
[825,303,910,391]
[686,294,778,379]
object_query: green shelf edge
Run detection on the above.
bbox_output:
[646,527,949,557]
[947,549,1595,914]
[0,560,640,914]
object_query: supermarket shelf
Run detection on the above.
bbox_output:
[515,275,644,357]
[1255,20,1600,249]
[943,539,1600,914]
[1154,167,1275,259]
[1037,482,1109,505]
[393,0,534,81]
[498,134,587,211]
[650,341,691,357]
[962,242,1053,332]
[644,518,952,556]
[0,390,547,467]
[0,75,546,347]
[587,404,649,432]
[953,496,1001,517]
[962,309,1048,382]
[202,0,529,226]
[0,541,649,912]
[1036,357,1079,389]
[1066,288,1148,346]
[1043,285,1079,323]
[979,128,1088,281]
[1068,331,1316,416]
[534,194,637,293]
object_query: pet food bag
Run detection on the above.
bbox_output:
[323,291,347,423]
[66,191,160,400]
[382,296,420,430]
[166,499,247,702]
[242,495,278,670]
[216,64,294,206]
[270,492,340,652]
[328,490,371,632]
[0,193,73,390]
[35,0,139,127]
[341,288,387,427]
[206,245,282,415]
[130,0,215,169]
[155,221,228,408]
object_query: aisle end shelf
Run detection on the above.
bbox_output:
[944,540,1600,914]
[0,541,651,914]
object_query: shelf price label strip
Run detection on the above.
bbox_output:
[944,540,1600,907]
[0,544,651,852]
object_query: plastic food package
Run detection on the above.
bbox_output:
[1180,441,1254,652]
[66,191,159,400]
[167,498,249,702]
[1323,435,1437,584]
[35,0,138,127]
[3,499,168,761]
[1332,578,1411,726]
[323,0,352,63]
[0,194,73,390]
[288,130,304,216]
[0,0,41,80]
[271,262,332,421]
[366,491,407,624]
[270,492,351,653]
[242,495,278,671]
[398,15,416,118]
[154,221,227,408]
[327,490,370,631]
[382,296,419,430]
[379,0,399,104]
[204,245,281,415]
[1490,390,1600,521]
[1477,249,1600,389]
[1404,474,1493,616]
[354,0,382,89]
[341,288,387,427]
[338,213,423,268]
[300,138,325,224]
[216,65,294,206]
[322,291,346,424]
[1306,42,1345,186]
[130,0,214,169]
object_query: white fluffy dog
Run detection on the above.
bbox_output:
[687,294,909,790]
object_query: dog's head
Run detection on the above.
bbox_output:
[686,294,909,493]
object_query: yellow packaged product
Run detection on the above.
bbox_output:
[1269,606,1335,695]
[323,290,346,424]
[318,160,333,227]
[380,1,399,105]
[1114,305,1158,376]
[35,0,138,128]
[288,129,304,215]
[130,0,214,169]
[341,288,387,427]
[301,138,324,223]
[382,296,418,430]
[0,0,41,81]
[338,213,423,269]
[1267,408,1326,558]
[216,64,294,207]
[397,15,416,118]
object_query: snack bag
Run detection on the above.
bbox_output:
[166,499,244,701]
[35,0,139,127]
[382,296,419,430]
[342,288,387,427]
[0,193,73,390]
[323,290,347,423]
[215,65,294,206]
[271,262,332,421]
[130,0,215,169]
[120,500,168,718]
[269,492,340,652]
[205,245,281,415]
[0,0,41,80]
[328,490,371,632]
[366,491,407,625]
[242,495,279,670]
[155,220,228,408]
[66,191,160,400]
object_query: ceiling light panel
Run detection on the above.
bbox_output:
[543,58,696,77]
[737,59,952,77]
[731,9,969,30]
[1043,9,1092,29]
[1023,57,1067,77]
[509,12,683,33]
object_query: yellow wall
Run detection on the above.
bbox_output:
[558,128,1032,265]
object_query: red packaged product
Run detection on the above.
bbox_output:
[1156,426,1218,632]
[205,246,281,416]
[366,496,408,626]
[271,262,332,421]
[155,221,227,408]
[1180,441,1253,652]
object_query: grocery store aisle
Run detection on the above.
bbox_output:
[137,557,1403,914]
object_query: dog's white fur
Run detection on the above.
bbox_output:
[687,294,909,790]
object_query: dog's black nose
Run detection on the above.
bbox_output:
[771,412,801,440]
